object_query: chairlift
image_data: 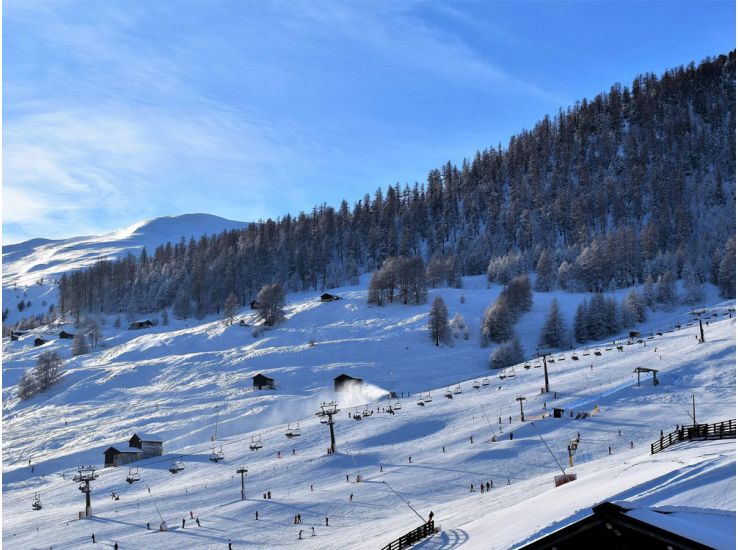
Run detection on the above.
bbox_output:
[547,357,555,363]
[424,392,432,403]
[353,408,363,420]
[416,394,425,406]
[481,377,490,386]
[126,467,141,484]
[286,422,302,437]
[454,384,462,395]
[499,369,507,380]
[362,407,373,417]
[78,483,90,493]
[571,353,579,360]
[444,387,454,399]
[507,367,516,378]
[524,363,531,370]
[249,436,263,451]
[594,349,602,356]
[169,458,185,474]
[32,492,42,511]
[473,379,481,389]
[209,446,225,462]
[604,347,613,352]
[393,398,402,410]
[557,354,565,361]
[583,350,591,356]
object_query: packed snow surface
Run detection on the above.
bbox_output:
[2,276,735,549]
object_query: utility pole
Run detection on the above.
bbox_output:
[316,401,340,454]
[516,396,527,422]
[236,466,248,500]
[73,466,98,518]
[536,346,551,393]
[691,308,706,344]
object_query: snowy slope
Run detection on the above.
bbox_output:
[2,276,735,549]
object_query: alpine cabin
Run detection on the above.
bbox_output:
[253,373,275,390]
[334,374,363,391]
[129,433,164,457]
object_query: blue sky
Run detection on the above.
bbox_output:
[3,0,735,244]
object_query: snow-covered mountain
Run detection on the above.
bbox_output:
[2,213,248,288]
[2,275,735,548]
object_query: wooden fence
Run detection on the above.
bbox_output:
[651,419,735,454]
[380,521,435,550]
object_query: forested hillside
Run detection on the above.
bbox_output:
[57,52,736,319]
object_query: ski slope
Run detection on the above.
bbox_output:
[2,278,735,549]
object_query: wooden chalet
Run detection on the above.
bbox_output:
[334,374,363,391]
[59,330,75,339]
[253,373,275,390]
[320,293,341,302]
[129,433,164,457]
[34,337,48,347]
[103,445,142,467]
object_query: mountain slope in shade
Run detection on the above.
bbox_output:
[2,213,248,287]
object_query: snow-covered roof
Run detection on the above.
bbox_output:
[623,505,736,549]
[105,445,141,454]
[131,433,162,442]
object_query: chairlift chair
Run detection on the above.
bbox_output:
[571,353,579,360]
[209,446,225,462]
[32,492,42,511]
[557,354,565,361]
[444,387,454,399]
[481,377,490,386]
[393,398,402,410]
[126,467,141,484]
[454,384,462,395]
[473,379,481,389]
[169,459,185,474]
[362,407,373,417]
[524,363,531,370]
[583,350,591,356]
[424,392,432,403]
[417,394,425,406]
[547,357,555,363]
[249,436,263,451]
[353,408,363,420]
[499,369,507,380]
[507,367,516,378]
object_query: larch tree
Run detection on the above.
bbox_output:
[224,292,239,325]
[428,296,450,346]
[539,298,567,348]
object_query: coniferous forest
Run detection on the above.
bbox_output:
[58,52,736,320]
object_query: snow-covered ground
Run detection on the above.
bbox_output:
[2,273,735,549]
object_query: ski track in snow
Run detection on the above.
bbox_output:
[2,275,736,549]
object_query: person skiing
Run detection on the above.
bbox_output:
[182,518,186,528]
[298,514,302,523]
[509,432,513,440]
[480,483,484,493]
[311,526,315,537]
[325,516,329,526]
[91,534,96,544]
[190,511,194,519]
[267,491,271,499]
[255,511,259,520]
[310,484,313,491]
[228,540,232,550]
[486,481,491,492]
[147,522,150,530]
[114,543,118,550]
[196,518,201,527]
[470,483,474,492]
[346,474,349,482]
[349,493,353,502]
[428,510,434,523]
[408,456,412,463]
[298,530,303,540]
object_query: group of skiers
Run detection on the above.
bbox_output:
[471,480,495,493]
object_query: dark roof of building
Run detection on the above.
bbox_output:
[105,445,142,454]
[131,433,163,442]
[334,374,362,382]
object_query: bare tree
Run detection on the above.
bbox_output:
[256,283,285,326]
[224,292,239,325]
[428,296,450,346]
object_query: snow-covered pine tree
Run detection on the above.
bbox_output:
[621,290,646,327]
[718,238,736,298]
[539,298,567,348]
[489,335,524,370]
[574,302,589,343]
[535,249,556,292]
[224,292,239,325]
[428,296,450,346]
[256,283,285,326]
[71,333,89,356]
[656,271,677,306]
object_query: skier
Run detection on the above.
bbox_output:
[293,515,297,525]
[408,456,412,463]
[486,481,491,492]
[349,493,353,502]
[509,432,513,440]
[325,517,329,526]
[182,518,186,529]
[380,465,383,472]
[147,523,150,530]
[310,484,314,491]
[196,518,201,527]
[298,530,303,540]
[297,514,301,523]
[470,483,474,492]
[147,487,151,495]
[91,534,96,544]
[346,474,349,482]
[507,478,510,485]
[267,491,271,499]
[311,527,315,537]
[469,436,473,444]
[608,446,611,455]
[263,493,266,499]
[190,511,194,519]
[228,540,232,550]
[630,441,634,449]
[480,483,484,493]
[428,510,434,523]
[114,543,118,550]
[442,446,445,453]
[293,448,296,455]
[255,511,259,520]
